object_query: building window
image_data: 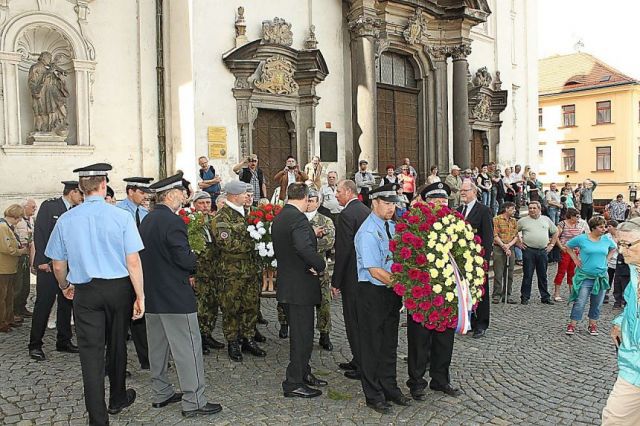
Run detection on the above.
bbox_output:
[596,146,612,171]
[562,105,575,127]
[596,101,611,124]
[538,149,544,161]
[376,52,417,88]
[561,148,576,172]
[538,108,543,128]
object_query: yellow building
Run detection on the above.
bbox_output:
[538,53,640,204]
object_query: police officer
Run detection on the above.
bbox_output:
[212,180,266,361]
[28,180,83,361]
[45,163,144,425]
[407,183,461,401]
[355,183,412,414]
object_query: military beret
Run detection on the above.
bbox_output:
[192,191,211,202]
[224,180,248,195]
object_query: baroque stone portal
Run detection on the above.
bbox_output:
[27,50,69,137]
[254,55,299,95]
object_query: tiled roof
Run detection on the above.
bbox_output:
[539,52,638,96]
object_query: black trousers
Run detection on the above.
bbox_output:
[281,303,314,392]
[28,269,73,350]
[406,316,455,392]
[613,274,630,305]
[130,318,149,368]
[472,275,490,331]
[356,282,402,404]
[74,278,133,426]
[581,203,594,221]
[341,280,360,370]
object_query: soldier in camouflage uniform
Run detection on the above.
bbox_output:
[211,181,266,362]
[277,189,335,350]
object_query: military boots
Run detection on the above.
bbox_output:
[228,340,242,362]
[241,338,266,357]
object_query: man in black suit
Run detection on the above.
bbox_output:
[457,180,494,338]
[139,172,222,418]
[332,179,370,379]
[272,183,327,398]
[28,181,83,361]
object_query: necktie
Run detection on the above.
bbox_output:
[384,221,392,240]
[135,207,141,227]
[461,205,467,218]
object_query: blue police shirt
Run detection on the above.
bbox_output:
[355,212,395,286]
[45,195,144,284]
[116,197,148,223]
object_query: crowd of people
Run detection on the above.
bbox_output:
[0,154,639,424]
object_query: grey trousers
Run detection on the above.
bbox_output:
[492,247,514,297]
[146,313,208,411]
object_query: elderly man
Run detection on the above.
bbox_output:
[457,180,493,338]
[355,160,375,207]
[233,154,266,203]
[517,201,559,305]
[492,202,519,304]
[197,156,222,204]
[14,199,36,317]
[445,165,462,209]
[319,171,342,221]
[545,183,562,225]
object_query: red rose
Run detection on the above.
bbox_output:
[412,312,425,323]
[419,273,431,286]
[474,235,482,244]
[254,210,264,218]
[264,204,273,212]
[404,298,417,310]
[395,222,408,232]
[411,238,424,249]
[408,268,421,281]
[440,206,451,215]
[441,307,452,317]
[415,254,427,266]
[400,247,412,260]
[401,232,414,244]
[436,324,447,332]
[428,311,440,323]
[454,211,464,220]
[419,300,432,311]
[402,210,411,219]
[182,216,191,225]
[411,286,424,299]
[265,214,275,221]
[393,283,406,296]
[436,208,447,218]
[433,295,445,307]
[425,322,437,330]
[389,240,397,252]
[418,222,430,232]
[178,208,187,216]
[390,263,403,273]
[480,248,486,257]
[408,215,420,224]
[450,316,458,328]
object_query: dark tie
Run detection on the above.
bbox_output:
[384,221,392,239]
[135,207,141,227]
[461,205,467,218]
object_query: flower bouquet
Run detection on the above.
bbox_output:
[389,202,487,334]
[177,207,207,254]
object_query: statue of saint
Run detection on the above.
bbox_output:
[28,51,69,135]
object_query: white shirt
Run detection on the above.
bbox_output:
[510,172,523,184]
[287,170,296,186]
[461,199,477,218]
[320,184,342,214]
[225,200,245,217]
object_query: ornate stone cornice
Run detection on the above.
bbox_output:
[426,45,452,61]
[348,14,382,38]
[451,43,472,60]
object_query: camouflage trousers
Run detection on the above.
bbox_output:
[278,278,332,334]
[195,277,219,336]
[219,272,260,342]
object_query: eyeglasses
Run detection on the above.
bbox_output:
[618,239,640,249]
[249,160,257,163]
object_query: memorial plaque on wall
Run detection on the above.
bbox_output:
[207,126,227,159]
[319,131,337,162]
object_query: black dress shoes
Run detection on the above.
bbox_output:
[472,329,486,339]
[366,401,391,414]
[56,342,79,353]
[541,299,555,305]
[241,339,266,357]
[202,346,210,355]
[303,373,328,387]
[344,370,361,380]
[181,402,223,417]
[152,392,183,408]
[410,389,427,401]
[430,383,461,397]
[521,299,530,305]
[228,341,243,362]
[319,333,333,351]
[388,393,412,406]
[279,324,289,338]
[338,361,356,371]
[254,330,267,343]
[29,348,46,361]
[107,389,136,415]
[283,386,322,398]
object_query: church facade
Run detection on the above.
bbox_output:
[0,0,537,202]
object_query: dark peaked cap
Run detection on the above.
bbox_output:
[61,180,79,190]
[421,182,451,200]
[73,163,112,177]
[369,183,404,203]
[149,171,184,193]
[123,177,154,193]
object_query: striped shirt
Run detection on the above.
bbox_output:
[557,219,587,245]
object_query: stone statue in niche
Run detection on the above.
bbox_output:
[28,51,69,138]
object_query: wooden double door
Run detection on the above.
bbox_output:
[252,109,294,198]
[376,86,419,172]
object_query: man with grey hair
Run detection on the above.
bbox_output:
[14,199,36,317]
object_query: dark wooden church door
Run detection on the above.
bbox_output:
[252,109,293,198]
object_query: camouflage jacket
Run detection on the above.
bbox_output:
[309,211,335,254]
[211,204,253,258]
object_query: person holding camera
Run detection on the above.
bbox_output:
[233,154,266,205]
[274,156,308,202]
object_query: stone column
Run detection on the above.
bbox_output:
[0,52,22,146]
[451,43,472,169]
[428,46,450,172]
[348,14,380,172]
[72,59,96,147]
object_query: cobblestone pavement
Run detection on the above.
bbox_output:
[0,264,618,425]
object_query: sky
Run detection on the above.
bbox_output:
[537,0,640,79]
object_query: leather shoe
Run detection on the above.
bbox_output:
[366,401,391,414]
[107,389,136,415]
[254,330,267,343]
[338,362,356,371]
[303,373,328,387]
[227,341,243,362]
[284,386,322,398]
[521,299,529,305]
[319,333,333,351]
[541,299,555,305]
[257,317,269,326]
[411,389,426,401]
[241,339,266,357]
[29,348,46,361]
[279,324,289,339]
[430,383,461,397]
[181,402,222,417]
[152,392,183,408]
[344,370,361,380]
[56,342,79,353]
[388,393,412,406]
[472,329,486,339]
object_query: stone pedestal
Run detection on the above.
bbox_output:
[28,132,67,145]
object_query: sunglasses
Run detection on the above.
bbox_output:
[618,239,640,249]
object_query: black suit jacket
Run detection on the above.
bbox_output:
[139,204,198,314]
[332,199,370,290]
[458,202,494,262]
[33,197,68,267]
[272,204,326,306]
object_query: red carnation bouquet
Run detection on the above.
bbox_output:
[389,202,487,333]
[246,203,283,268]
[177,207,207,254]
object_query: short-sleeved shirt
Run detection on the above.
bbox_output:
[517,215,558,249]
[355,213,394,286]
[557,219,588,244]
[45,195,144,284]
[116,197,148,223]
[567,233,616,276]
[493,215,517,246]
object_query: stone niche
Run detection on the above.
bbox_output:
[0,12,96,154]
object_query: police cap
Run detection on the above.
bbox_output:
[369,183,404,203]
[421,182,451,200]
[123,177,154,193]
[61,180,79,191]
[73,163,112,177]
[149,171,184,193]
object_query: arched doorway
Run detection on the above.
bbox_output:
[376,52,420,173]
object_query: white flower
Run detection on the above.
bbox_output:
[430,269,439,279]
[474,278,484,286]
[439,233,448,244]
[433,222,443,231]
[267,242,273,250]
[442,216,450,225]
[247,225,256,232]
[433,284,442,294]
[257,242,266,250]
[445,277,453,287]
[445,226,455,235]
[445,292,455,302]
[472,297,477,305]
[427,240,436,248]
[271,259,278,268]
[428,232,438,241]
[476,289,483,298]
[451,234,459,242]
[258,249,268,257]
[459,239,467,247]
[475,267,484,276]
[435,258,445,268]
[435,243,444,253]
[427,253,436,262]
[475,255,484,265]
[464,263,474,273]
[465,231,474,240]
[258,227,267,235]
[443,265,453,277]
[267,250,274,257]
[256,221,264,228]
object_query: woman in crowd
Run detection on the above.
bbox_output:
[398,164,416,202]
[565,216,616,335]
[476,164,492,207]
[380,164,399,186]
[552,208,587,301]
[0,204,29,332]
[426,165,440,184]
[628,198,640,219]
[502,166,514,203]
